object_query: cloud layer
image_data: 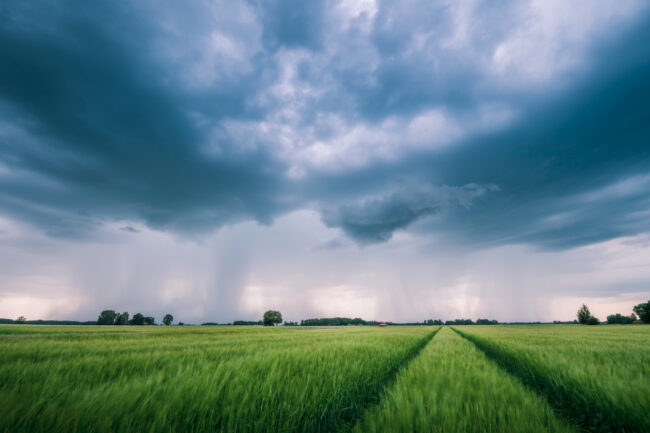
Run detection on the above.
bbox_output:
[1,0,649,321]
[322,183,498,244]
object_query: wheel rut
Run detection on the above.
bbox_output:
[452,327,648,433]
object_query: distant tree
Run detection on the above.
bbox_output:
[586,316,600,325]
[15,316,26,324]
[282,321,298,326]
[114,312,129,325]
[606,313,636,324]
[233,320,264,325]
[476,319,499,325]
[263,310,282,326]
[97,310,118,325]
[162,314,174,326]
[633,300,649,323]
[178,322,185,326]
[577,304,592,324]
[129,313,145,325]
[143,316,155,326]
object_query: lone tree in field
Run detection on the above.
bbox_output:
[163,314,174,326]
[97,310,118,325]
[263,310,282,326]
[577,304,599,325]
[577,304,591,324]
[15,316,26,324]
[633,300,649,323]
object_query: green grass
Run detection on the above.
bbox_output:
[0,325,434,433]
[455,325,650,433]
[1,324,648,433]
[354,327,574,433]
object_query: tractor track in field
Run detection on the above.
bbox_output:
[334,327,441,433]
[452,327,649,433]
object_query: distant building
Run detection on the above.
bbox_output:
[377,323,387,327]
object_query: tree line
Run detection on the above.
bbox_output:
[577,300,649,325]
[444,319,499,325]
[96,310,174,326]
[7,300,648,326]
[301,317,374,326]
[297,317,499,326]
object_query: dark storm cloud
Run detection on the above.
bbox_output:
[428,17,650,249]
[313,12,650,248]
[0,1,289,237]
[337,0,518,119]
[322,183,497,244]
[0,0,649,252]
[254,0,326,50]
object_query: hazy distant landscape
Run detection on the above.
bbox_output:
[2,302,649,432]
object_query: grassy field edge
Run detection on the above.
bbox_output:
[451,327,648,433]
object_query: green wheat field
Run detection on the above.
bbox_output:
[0,325,648,433]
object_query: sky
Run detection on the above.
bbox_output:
[1,0,649,323]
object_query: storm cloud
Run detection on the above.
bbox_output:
[322,183,498,244]
[1,0,649,322]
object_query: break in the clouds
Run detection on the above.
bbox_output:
[1,0,649,322]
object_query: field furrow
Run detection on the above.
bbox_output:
[454,325,650,433]
[353,327,574,433]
